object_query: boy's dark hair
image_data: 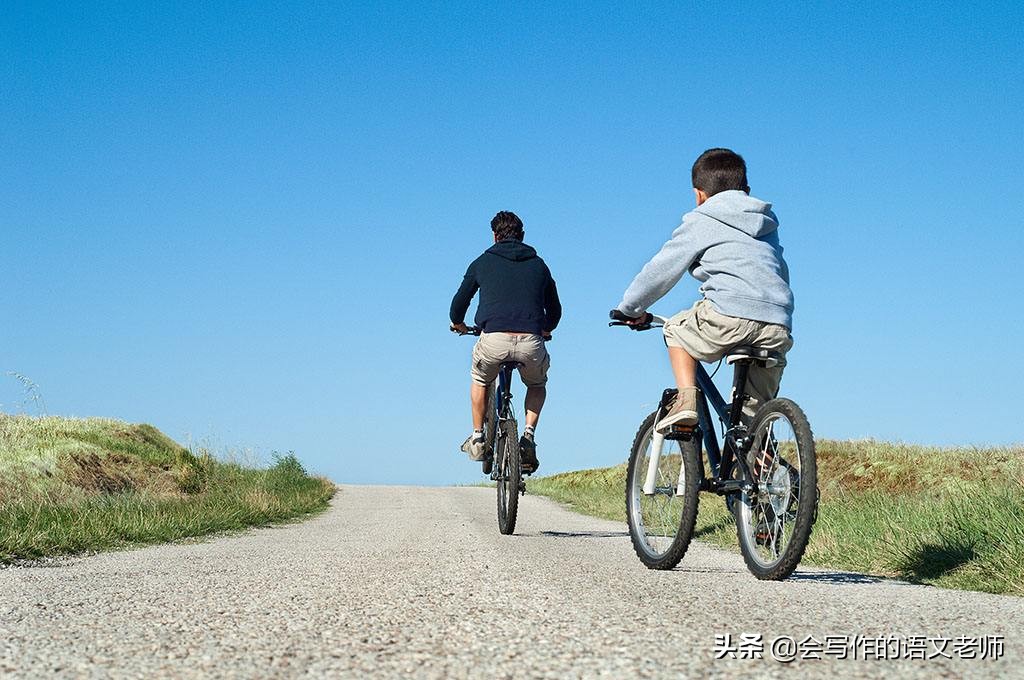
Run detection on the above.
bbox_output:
[491,211,524,241]
[691,148,749,197]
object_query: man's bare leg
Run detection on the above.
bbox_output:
[470,382,487,430]
[520,385,545,472]
[524,385,546,429]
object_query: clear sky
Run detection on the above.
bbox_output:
[3,2,1022,485]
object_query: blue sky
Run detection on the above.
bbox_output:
[3,2,1022,485]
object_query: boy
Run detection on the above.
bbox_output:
[615,148,794,433]
[450,211,561,473]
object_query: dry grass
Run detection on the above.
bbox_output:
[0,414,335,561]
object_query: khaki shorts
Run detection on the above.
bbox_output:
[471,332,550,387]
[664,299,793,421]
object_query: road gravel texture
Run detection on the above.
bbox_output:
[2,485,1022,679]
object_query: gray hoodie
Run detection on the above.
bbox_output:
[617,190,794,329]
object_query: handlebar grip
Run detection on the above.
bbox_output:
[609,309,633,322]
[609,317,653,332]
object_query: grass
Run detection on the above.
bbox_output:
[530,439,1024,595]
[0,414,335,562]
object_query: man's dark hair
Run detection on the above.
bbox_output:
[691,148,749,197]
[491,211,524,241]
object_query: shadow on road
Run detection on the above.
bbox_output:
[533,529,910,589]
[788,571,908,586]
[664,568,908,586]
[538,530,630,539]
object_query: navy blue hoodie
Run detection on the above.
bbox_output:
[450,240,561,335]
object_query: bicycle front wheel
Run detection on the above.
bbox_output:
[625,410,701,569]
[496,419,521,535]
[735,398,818,580]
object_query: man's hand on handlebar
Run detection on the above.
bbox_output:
[450,322,470,335]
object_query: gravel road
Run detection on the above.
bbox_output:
[2,486,1022,679]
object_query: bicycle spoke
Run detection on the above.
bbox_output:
[769,510,783,559]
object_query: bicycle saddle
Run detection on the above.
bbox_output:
[725,345,783,368]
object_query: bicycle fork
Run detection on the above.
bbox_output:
[643,389,691,497]
[643,430,697,497]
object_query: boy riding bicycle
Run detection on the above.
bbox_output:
[450,211,561,473]
[615,148,794,434]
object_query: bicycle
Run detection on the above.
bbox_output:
[453,326,526,535]
[609,310,818,580]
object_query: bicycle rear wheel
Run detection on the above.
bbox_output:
[734,398,818,580]
[625,410,701,569]
[496,419,521,535]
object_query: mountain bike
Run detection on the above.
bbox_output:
[609,310,818,580]
[454,327,525,535]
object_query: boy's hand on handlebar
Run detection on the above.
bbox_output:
[608,308,655,330]
[624,312,653,327]
[450,322,469,335]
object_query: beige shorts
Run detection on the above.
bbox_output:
[471,332,550,387]
[664,299,793,420]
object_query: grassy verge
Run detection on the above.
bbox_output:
[0,415,335,562]
[531,439,1024,595]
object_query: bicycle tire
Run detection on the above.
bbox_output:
[481,385,495,475]
[734,398,818,580]
[496,418,521,535]
[625,410,701,569]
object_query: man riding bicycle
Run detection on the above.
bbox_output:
[450,211,561,474]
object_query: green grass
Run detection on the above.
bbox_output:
[530,439,1024,595]
[0,415,335,561]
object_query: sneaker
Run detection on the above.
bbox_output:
[519,433,540,474]
[655,387,700,434]
[460,433,488,462]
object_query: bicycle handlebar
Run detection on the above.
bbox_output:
[608,309,666,331]
[451,325,553,341]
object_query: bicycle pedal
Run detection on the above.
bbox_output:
[665,425,697,441]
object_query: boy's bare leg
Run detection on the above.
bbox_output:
[524,386,546,429]
[470,382,487,430]
[668,346,697,390]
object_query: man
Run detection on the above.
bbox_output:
[450,211,561,474]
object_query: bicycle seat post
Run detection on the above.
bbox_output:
[497,362,520,405]
[728,360,751,428]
